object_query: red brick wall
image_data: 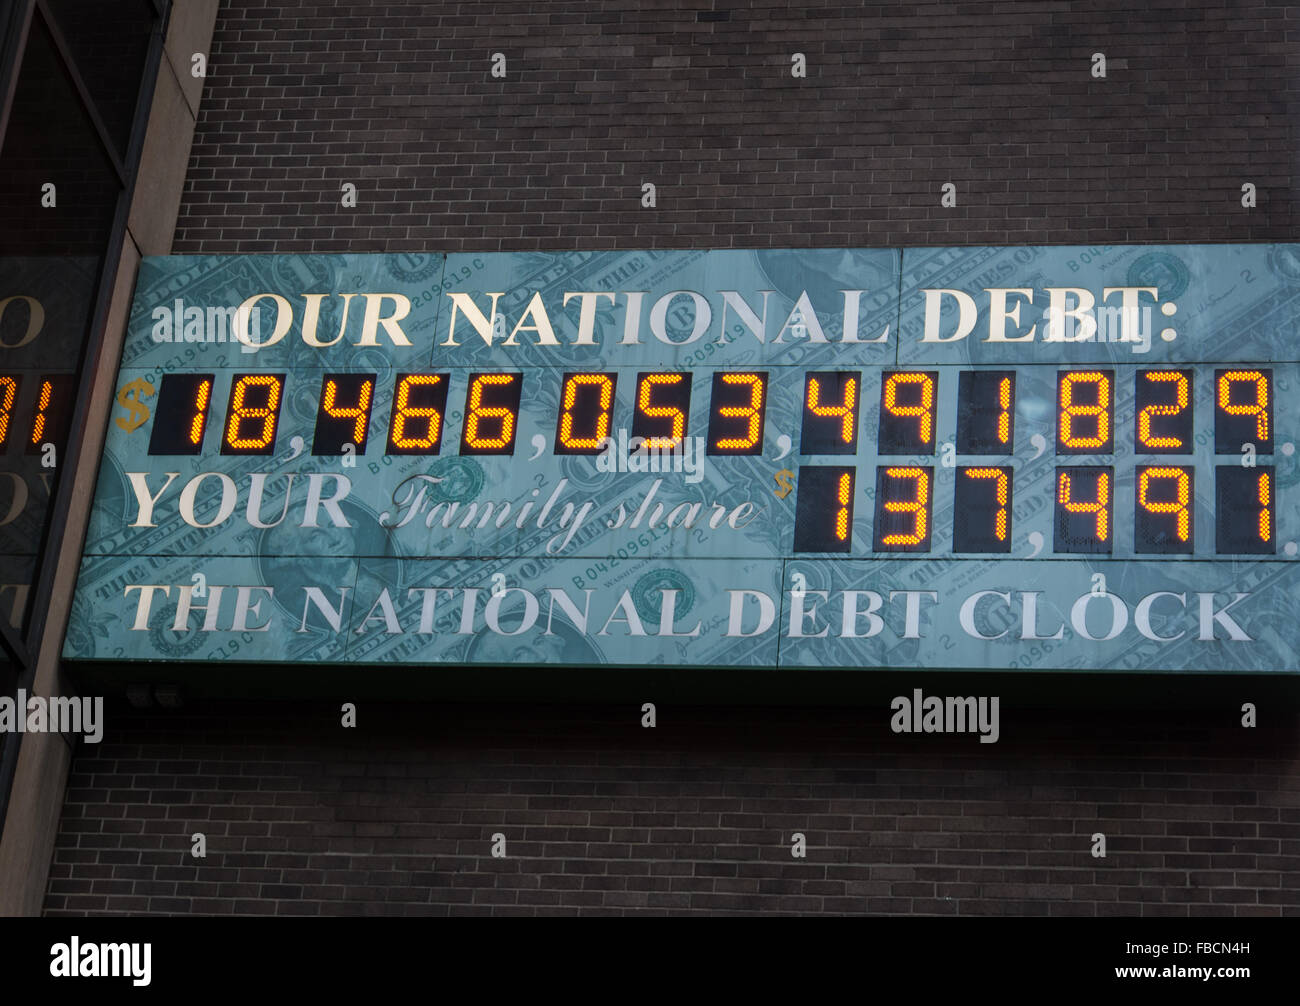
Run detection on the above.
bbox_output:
[45,0,1300,915]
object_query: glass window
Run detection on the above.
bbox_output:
[0,13,121,633]
[42,0,156,161]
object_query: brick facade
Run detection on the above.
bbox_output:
[44,0,1300,915]
[42,701,1300,916]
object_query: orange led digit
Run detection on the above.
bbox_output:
[881,372,936,451]
[713,373,766,451]
[956,371,1016,455]
[1138,467,1190,540]
[387,374,449,454]
[1058,470,1109,539]
[965,467,1009,541]
[1258,470,1272,542]
[392,375,443,448]
[30,378,53,446]
[311,374,377,456]
[1135,370,1192,453]
[465,375,517,448]
[875,466,931,550]
[557,372,615,452]
[1216,466,1274,554]
[633,372,690,450]
[222,374,283,453]
[953,465,1014,552]
[1057,370,1113,452]
[1216,369,1271,452]
[1136,466,1192,553]
[149,374,215,455]
[190,379,212,446]
[792,466,856,553]
[323,377,372,445]
[0,375,16,447]
[24,374,73,455]
[834,471,852,541]
[1055,467,1112,554]
[997,376,1012,445]
[807,375,856,444]
[460,373,523,454]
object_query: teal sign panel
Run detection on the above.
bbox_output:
[56,246,1300,673]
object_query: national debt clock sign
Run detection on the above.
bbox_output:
[52,245,1300,675]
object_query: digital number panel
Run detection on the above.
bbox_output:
[878,371,938,455]
[707,372,768,455]
[956,371,1015,455]
[632,372,691,450]
[1134,465,1194,554]
[554,372,617,455]
[1054,466,1113,554]
[0,375,19,449]
[387,373,450,455]
[1215,368,1272,455]
[873,466,933,552]
[114,364,1294,560]
[1135,370,1193,454]
[793,466,855,553]
[460,372,523,455]
[0,373,76,456]
[800,371,859,454]
[220,374,285,455]
[149,374,215,455]
[1216,466,1274,554]
[953,466,1013,553]
[1057,370,1114,455]
[313,374,375,456]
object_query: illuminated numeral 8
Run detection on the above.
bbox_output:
[224,375,282,450]
[1058,371,1111,450]
[1218,370,1269,441]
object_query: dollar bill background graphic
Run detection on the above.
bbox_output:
[55,246,1300,673]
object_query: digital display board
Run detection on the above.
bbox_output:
[58,246,1300,674]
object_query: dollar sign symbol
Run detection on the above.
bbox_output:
[773,468,795,499]
[114,377,156,433]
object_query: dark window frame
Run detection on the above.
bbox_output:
[0,0,171,840]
